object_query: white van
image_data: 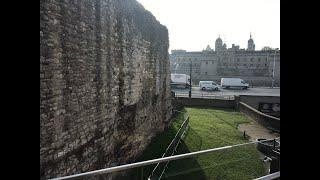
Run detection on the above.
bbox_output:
[199,81,219,91]
[220,78,249,89]
[171,74,190,88]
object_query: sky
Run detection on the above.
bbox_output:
[136,0,280,52]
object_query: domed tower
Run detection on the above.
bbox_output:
[247,33,255,51]
[215,35,223,52]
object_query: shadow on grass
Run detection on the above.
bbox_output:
[112,128,206,179]
[111,110,208,180]
[142,126,206,180]
[100,107,264,180]
[161,140,207,180]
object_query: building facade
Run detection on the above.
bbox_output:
[170,35,280,87]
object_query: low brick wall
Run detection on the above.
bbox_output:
[239,102,280,132]
[174,97,236,109]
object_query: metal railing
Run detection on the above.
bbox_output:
[49,138,279,180]
[148,110,189,179]
[254,171,280,180]
[174,92,235,100]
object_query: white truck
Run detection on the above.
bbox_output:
[220,78,249,89]
[171,73,190,88]
[199,81,219,91]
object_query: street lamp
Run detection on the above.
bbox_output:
[271,49,276,88]
[174,63,179,74]
[189,61,192,98]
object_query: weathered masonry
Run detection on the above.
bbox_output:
[40,0,171,179]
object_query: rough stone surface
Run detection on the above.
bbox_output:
[40,0,171,179]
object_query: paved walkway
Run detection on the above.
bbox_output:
[238,118,279,141]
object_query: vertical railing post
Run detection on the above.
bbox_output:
[141,167,143,180]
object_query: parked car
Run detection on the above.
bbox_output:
[220,78,249,89]
[199,81,219,91]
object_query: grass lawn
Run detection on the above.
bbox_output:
[129,106,266,180]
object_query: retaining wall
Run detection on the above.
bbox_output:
[238,102,280,132]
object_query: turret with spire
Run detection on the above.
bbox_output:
[205,45,212,51]
[247,33,255,51]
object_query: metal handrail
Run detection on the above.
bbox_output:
[174,93,235,100]
[158,124,188,179]
[254,171,280,180]
[49,138,279,180]
[148,110,189,179]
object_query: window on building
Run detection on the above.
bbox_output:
[205,72,207,75]
[258,58,261,62]
[265,64,267,66]
[250,58,254,62]
[237,58,240,62]
[257,64,260,67]
[250,64,253,66]
[243,64,247,66]
[206,61,208,65]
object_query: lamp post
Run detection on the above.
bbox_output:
[189,61,192,98]
[174,63,178,74]
[271,50,276,88]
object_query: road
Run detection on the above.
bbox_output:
[172,86,279,99]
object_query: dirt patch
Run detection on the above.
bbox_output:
[238,118,279,141]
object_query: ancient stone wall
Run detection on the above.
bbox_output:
[40,0,171,179]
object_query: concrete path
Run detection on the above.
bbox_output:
[238,117,279,141]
